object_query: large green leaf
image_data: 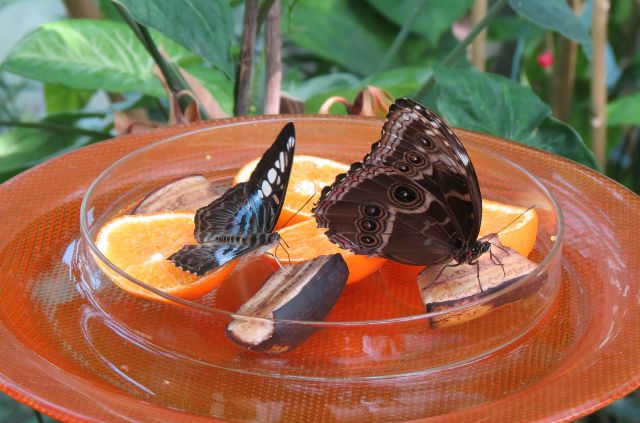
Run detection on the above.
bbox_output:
[367,0,473,45]
[0,114,108,181]
[44,83,94,114]
[2,20,198,98]
[113,0,234,77]
[433,66,597,168]
[433,66,549,140]
[182,65,234,115]
[525,118,597,169]
[509,0,592,59]
[607,93,640,126]
[285,0,395,75]
[284,73,360,101]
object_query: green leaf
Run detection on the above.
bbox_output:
[367,0,473,45]
[285,0,395,75]
[2,20,198,98]
[44,84,94,114]
[182,65,234,115]
[433,66,597,168]
[0,114,107,181]
[285,72,360,101]
[433,66,549,140]
[509,0,592,59]
[113,0,234,77]
[607,92,640,127]
[526,118,597,169]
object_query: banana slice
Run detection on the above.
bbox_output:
[133,174,220,214]
[227,254,349,354]
[419,237,540,329]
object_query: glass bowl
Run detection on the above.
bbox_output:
[76,117,563,380]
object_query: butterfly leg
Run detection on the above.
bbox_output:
[491,242,510,257]
[266,250,285,271]
[468,259,484,292]
[488,247,506,279]
[279,238,292,267]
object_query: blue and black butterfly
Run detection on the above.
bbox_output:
[169,122,296,276]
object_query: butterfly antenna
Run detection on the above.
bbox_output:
[279,193,316,230]
[485,205,536,244]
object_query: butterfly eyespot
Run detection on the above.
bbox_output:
[394,162,411,173]
[361,204,383,217]
[418,135,433,148]
[335,173,347,183]
[363,153,371,162]
[358,234,380,247]
[372,141,381,149]
[406,152,426,166]
[390,183,421,207]
[358,218,380,233]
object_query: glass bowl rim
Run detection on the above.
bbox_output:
[79,116,564,327]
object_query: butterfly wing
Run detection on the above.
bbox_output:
[314,165,459,266]
[194,121,295,242]
[169,243,257,276]
[314,99,482,265]
[169,123,296,274]
[366,98,482,246]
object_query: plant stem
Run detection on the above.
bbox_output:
[114,4,185,93]
[510,34,525,80]
[0,120,111,138]
[415,0,508,99]
[113,3,203,118]
[258,0,276,31]
[376,0,427,74]
[591,0,609,169]
[552,0,583,121]
[235,0,260,116]
[63,0,101,19]
[471,0,489,71]
[264,0,282,114]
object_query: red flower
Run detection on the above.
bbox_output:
[537,51,554,69]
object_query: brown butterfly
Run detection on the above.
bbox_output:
[313,98,491,270]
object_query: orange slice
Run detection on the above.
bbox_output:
[95,212,235,301]
[262,199,537,285]
[479,200,538,257]
[234,155,350,228]
[262,219,386,285]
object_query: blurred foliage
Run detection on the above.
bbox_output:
[0,0,639,420]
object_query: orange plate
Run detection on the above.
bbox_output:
[0,116,638,422]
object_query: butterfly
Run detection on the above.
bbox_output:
[313,98,491,269]
[169,122,296,276]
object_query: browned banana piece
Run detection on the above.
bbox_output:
[419,238,541,329]
[227,253,349,354]
[132,174,220,214]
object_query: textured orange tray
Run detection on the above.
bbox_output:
[0,116,638,422]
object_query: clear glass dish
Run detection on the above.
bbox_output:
[76,117,563,380]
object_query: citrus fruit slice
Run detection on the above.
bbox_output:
[262,199,537,285]
[95,212,235,301]
[262,219,386,285]
[479,200,538,257]
[234,155,350,228]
